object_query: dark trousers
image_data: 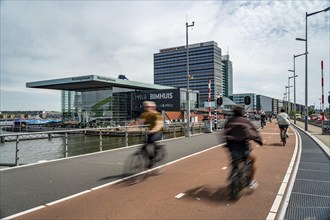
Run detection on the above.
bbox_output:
[227,141,256,180]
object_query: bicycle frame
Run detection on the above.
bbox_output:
[280,126,287,146]
[229,157,252,200]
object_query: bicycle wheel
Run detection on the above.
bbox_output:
[123,151,148,185]
[230,174,241,200]
[243,161,252,188]
[281,130,286,146]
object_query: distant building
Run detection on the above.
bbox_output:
[231,93,257,112]
[257,95,274,113]
[154,41,233,107]
[222,55,233,97]
[27,75,199,125]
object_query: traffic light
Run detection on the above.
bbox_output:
[217,97,223,106]
[244,96,251,105]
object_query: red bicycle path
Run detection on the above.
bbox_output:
[15,121,297,220]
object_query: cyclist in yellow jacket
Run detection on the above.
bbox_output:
[139,101,164,168]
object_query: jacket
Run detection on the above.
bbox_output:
[224,116,263,145]
[276,112,290,125]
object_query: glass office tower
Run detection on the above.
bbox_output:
[222,55,233,97]
[154,41,228,107]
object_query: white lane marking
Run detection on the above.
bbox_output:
[266,212,276,220]
[91,179,123,190]
[175,193,185,199]
[7,143,226,219]
[267,126,302,219]
[270,195,283,213]
[46,190,91,206]
[4,205,46,219]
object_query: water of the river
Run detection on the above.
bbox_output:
[0,131,184,168]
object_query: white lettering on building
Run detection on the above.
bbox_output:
[150,93,173,100]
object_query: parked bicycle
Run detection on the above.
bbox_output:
[229,155,253,200]
[123,143,167,185]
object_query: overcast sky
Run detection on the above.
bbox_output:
[1,0,329,111]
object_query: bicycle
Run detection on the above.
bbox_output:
[123,143,167,185]
[260,119,266,129]
[229,154,253,200]
[280,126,288,146]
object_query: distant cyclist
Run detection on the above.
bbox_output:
[224,105,263,189]
[139,101,164,168]
[260,112,266,128]
[276,109,291,139]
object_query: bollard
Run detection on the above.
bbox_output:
[174,125,176,138]
[125,127,128,147]
[65,133,68,158]
[15,135,19,166]
[99,130,103,151]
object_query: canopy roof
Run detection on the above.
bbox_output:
[26,75,174,91]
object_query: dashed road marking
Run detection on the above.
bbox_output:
[175,193,185,199]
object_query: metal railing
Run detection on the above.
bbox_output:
[0,122,207,167]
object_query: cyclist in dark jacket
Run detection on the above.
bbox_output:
[224,105,263,189]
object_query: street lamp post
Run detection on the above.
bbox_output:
[289,52,305,124]
[285,85,293,113]
[288,77,295,114]
[296,6,330,131]
[186,21,194,137]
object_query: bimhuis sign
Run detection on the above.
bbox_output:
[133,89,180,111]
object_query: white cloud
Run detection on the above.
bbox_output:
[1,0,329,111]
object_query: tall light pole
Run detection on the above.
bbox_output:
[288,52,305,124]
[285,85,292,113]
[296,6,330,131]
[186,21,194,137]
[288,77,295,114]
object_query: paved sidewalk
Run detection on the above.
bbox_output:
[293,120,329,156]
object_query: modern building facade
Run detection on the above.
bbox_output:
[231,93,257,112]
[222,55,233,97]
[27,75,199,125]
[154,41,232,107]
[257,95,274,113]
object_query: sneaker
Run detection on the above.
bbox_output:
[249,180,259,189]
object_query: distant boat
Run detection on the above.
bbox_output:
[13,119,62,126]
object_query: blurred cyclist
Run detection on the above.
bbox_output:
[224,105,263,189]
[276,109,290,139]
[139,101,164,168]
[260,112,266,128]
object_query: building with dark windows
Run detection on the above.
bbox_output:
[154,41,232,107]
[27,75,199,126]
[222,55,233,97]
[257,95,274,113]
[231,93,257,112]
